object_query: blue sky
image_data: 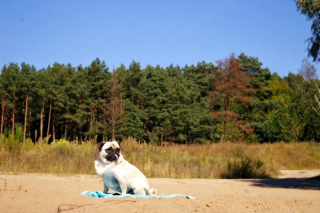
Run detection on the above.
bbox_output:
[0,0,318,77]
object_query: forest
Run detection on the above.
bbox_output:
[1,53,320,145]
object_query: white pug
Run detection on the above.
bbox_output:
[94,141,157,195]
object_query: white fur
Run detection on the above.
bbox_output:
[94,141,157,195]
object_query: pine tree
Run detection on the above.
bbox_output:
[123,61,144,106]
[34,69,49,144]
[121,100,145,142]
[72,65,90,143]
[20,63,36,143]
[86,58,110,140]
[0,66,8,135]
[211,53,255,143]
[105,69,123,140]
[137,65,170,143]
[238,53,272,142]
[1,63,21,137]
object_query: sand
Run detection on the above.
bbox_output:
[0,170,319,213]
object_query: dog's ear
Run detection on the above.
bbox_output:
[115,141,121,149]
[97,142,105,152]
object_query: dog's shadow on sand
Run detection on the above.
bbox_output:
[242,178,320,190]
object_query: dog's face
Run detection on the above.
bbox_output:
[98,141,121,162]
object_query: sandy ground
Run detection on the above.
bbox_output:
[0,170,320,213]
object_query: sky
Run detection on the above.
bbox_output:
[0,0,319,77]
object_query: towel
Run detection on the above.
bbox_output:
[81,190,196,199]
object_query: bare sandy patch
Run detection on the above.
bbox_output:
[278,170,320,179]
[0,171,319,213]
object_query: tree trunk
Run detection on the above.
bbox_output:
[23,94,28,143]
[220,121,226,144]
[29,107,32,138]
[90,113,93,138]
[40,100,44,145]
[12,92,15,137]
[47,99,52,138]
[112,102,116,141]
[1,99,4,135]
[52,101,56,142]
[111,80,116,141]
[64,120,67,139]
[78,129,82,144]
[220,95,230,144]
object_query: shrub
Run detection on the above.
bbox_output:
[50,139,72,156]
[221,155,268,179]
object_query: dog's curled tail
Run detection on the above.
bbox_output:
[148,188,157,195]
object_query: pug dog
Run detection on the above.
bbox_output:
[94,141,157,195]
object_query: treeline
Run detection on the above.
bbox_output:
[1,53,320,144]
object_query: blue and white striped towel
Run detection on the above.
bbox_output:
[81,190,196,199]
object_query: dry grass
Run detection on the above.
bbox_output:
[0,136,320,178]
[121,139,320,178]
[0,137,97,174]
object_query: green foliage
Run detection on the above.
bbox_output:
[122,100,146,142]
[238,53,273,143]
[296,0,320,62]
[14,123,23,142]
[50,139,72,155]
[1,134,20,152]
[0,54,319,144]
[1,124,24,151]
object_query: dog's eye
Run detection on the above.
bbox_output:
[106,148,112,152]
